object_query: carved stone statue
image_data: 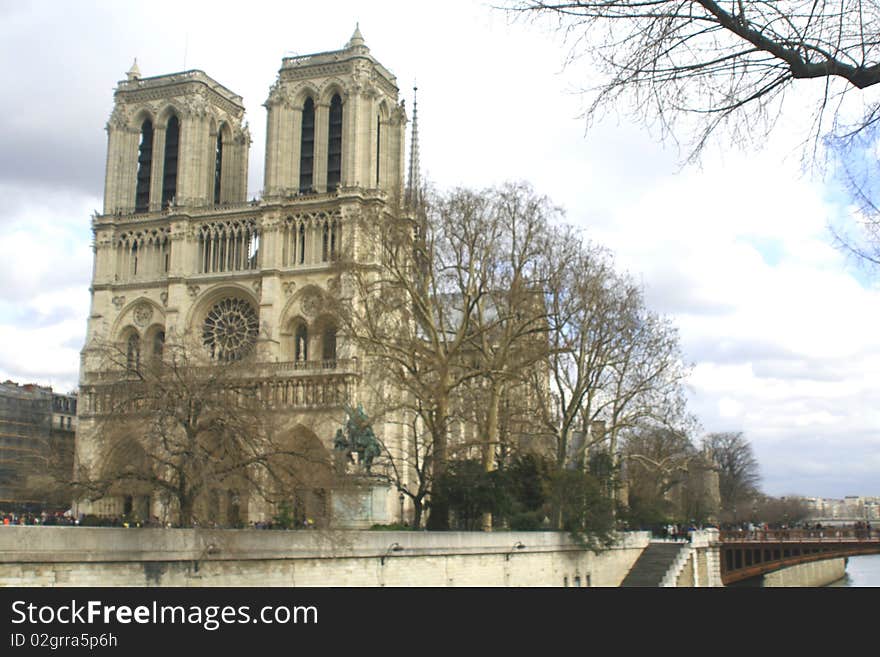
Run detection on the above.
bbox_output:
[332,403,382,473]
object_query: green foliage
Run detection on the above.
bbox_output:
[369,522,413,531]
[620,494,675,530]
[505,453,552,531]
[433,459,509,531]
[548,468,616,552]
[272,501,296,530]
[588,450,615,484]
[434,454,616,550]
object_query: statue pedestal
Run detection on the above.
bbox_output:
[331,483,392,528]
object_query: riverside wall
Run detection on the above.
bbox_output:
[0,527,650,587]
[761,557,847,587]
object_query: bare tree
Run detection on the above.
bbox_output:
[463,182,559,529]
[752,493,811,526]
[77,340,338,527]
[532,227,691,474]
[340,394,436,529]
[601,300,693,486]
[621,426,696,521]
[677,453,721,526]
[703,431,761,521]
[530,228,626,472]
[337,181,693,532]
[828,124,880,267]
[335,183,567,530]
[334,187,500,529]
[508,1,880,161]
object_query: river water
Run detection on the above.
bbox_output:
[827,554,880,586]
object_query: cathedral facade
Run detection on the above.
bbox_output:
[76,29,412,527]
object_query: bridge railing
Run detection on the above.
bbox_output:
[720,528,876,543]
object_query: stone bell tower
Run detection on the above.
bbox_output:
[262,25,406,199]
[103,61,250,215]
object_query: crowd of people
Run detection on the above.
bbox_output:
[0,510,322,530]
[649,519,876,541]
[1,510,78,526]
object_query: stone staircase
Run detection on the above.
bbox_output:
[620,541,687,587]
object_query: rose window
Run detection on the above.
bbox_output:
[202,297,259,361]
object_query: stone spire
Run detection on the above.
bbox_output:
[126,58,141,81]
[406,83,421,209]
[347,23,366,49]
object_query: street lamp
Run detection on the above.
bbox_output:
[381,542,404,565]
[505,541,526,561]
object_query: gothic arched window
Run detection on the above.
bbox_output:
[299,98,315,193]
[327,94,343,189]
[126,334,140,372]
[322,326,337,365]
[161,115,180,207]
[295,324,308,362]
[135,120,153,213]
[153,331,165,360]
[213,131,223,205]
[376,114,381,187]
[330,219,338,260]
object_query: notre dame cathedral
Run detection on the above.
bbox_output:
[75,28,416,527]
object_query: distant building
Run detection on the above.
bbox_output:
[0,380,76,510]
[797,495,879,521]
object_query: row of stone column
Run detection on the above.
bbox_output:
[263,92,405,197]
[104,111,248,215]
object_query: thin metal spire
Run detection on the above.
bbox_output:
[406,83,421,208]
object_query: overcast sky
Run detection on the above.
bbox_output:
[0,0,877,500]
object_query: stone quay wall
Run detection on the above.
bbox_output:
[762,557,847,587]
[0,527,650,587]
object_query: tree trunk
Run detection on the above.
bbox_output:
[426,392,450,530]
[179,494,195,528]
[481,381,502,532]
[412,498,423,529]
[177,474,195,527]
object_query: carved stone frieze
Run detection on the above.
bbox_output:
[107,104,130,131]
[181,91,210,117]
[281,61,351,82]
[371,72,397,98]
[265,81,285,107]
[121,86,242,119]
[235,122,251,145]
